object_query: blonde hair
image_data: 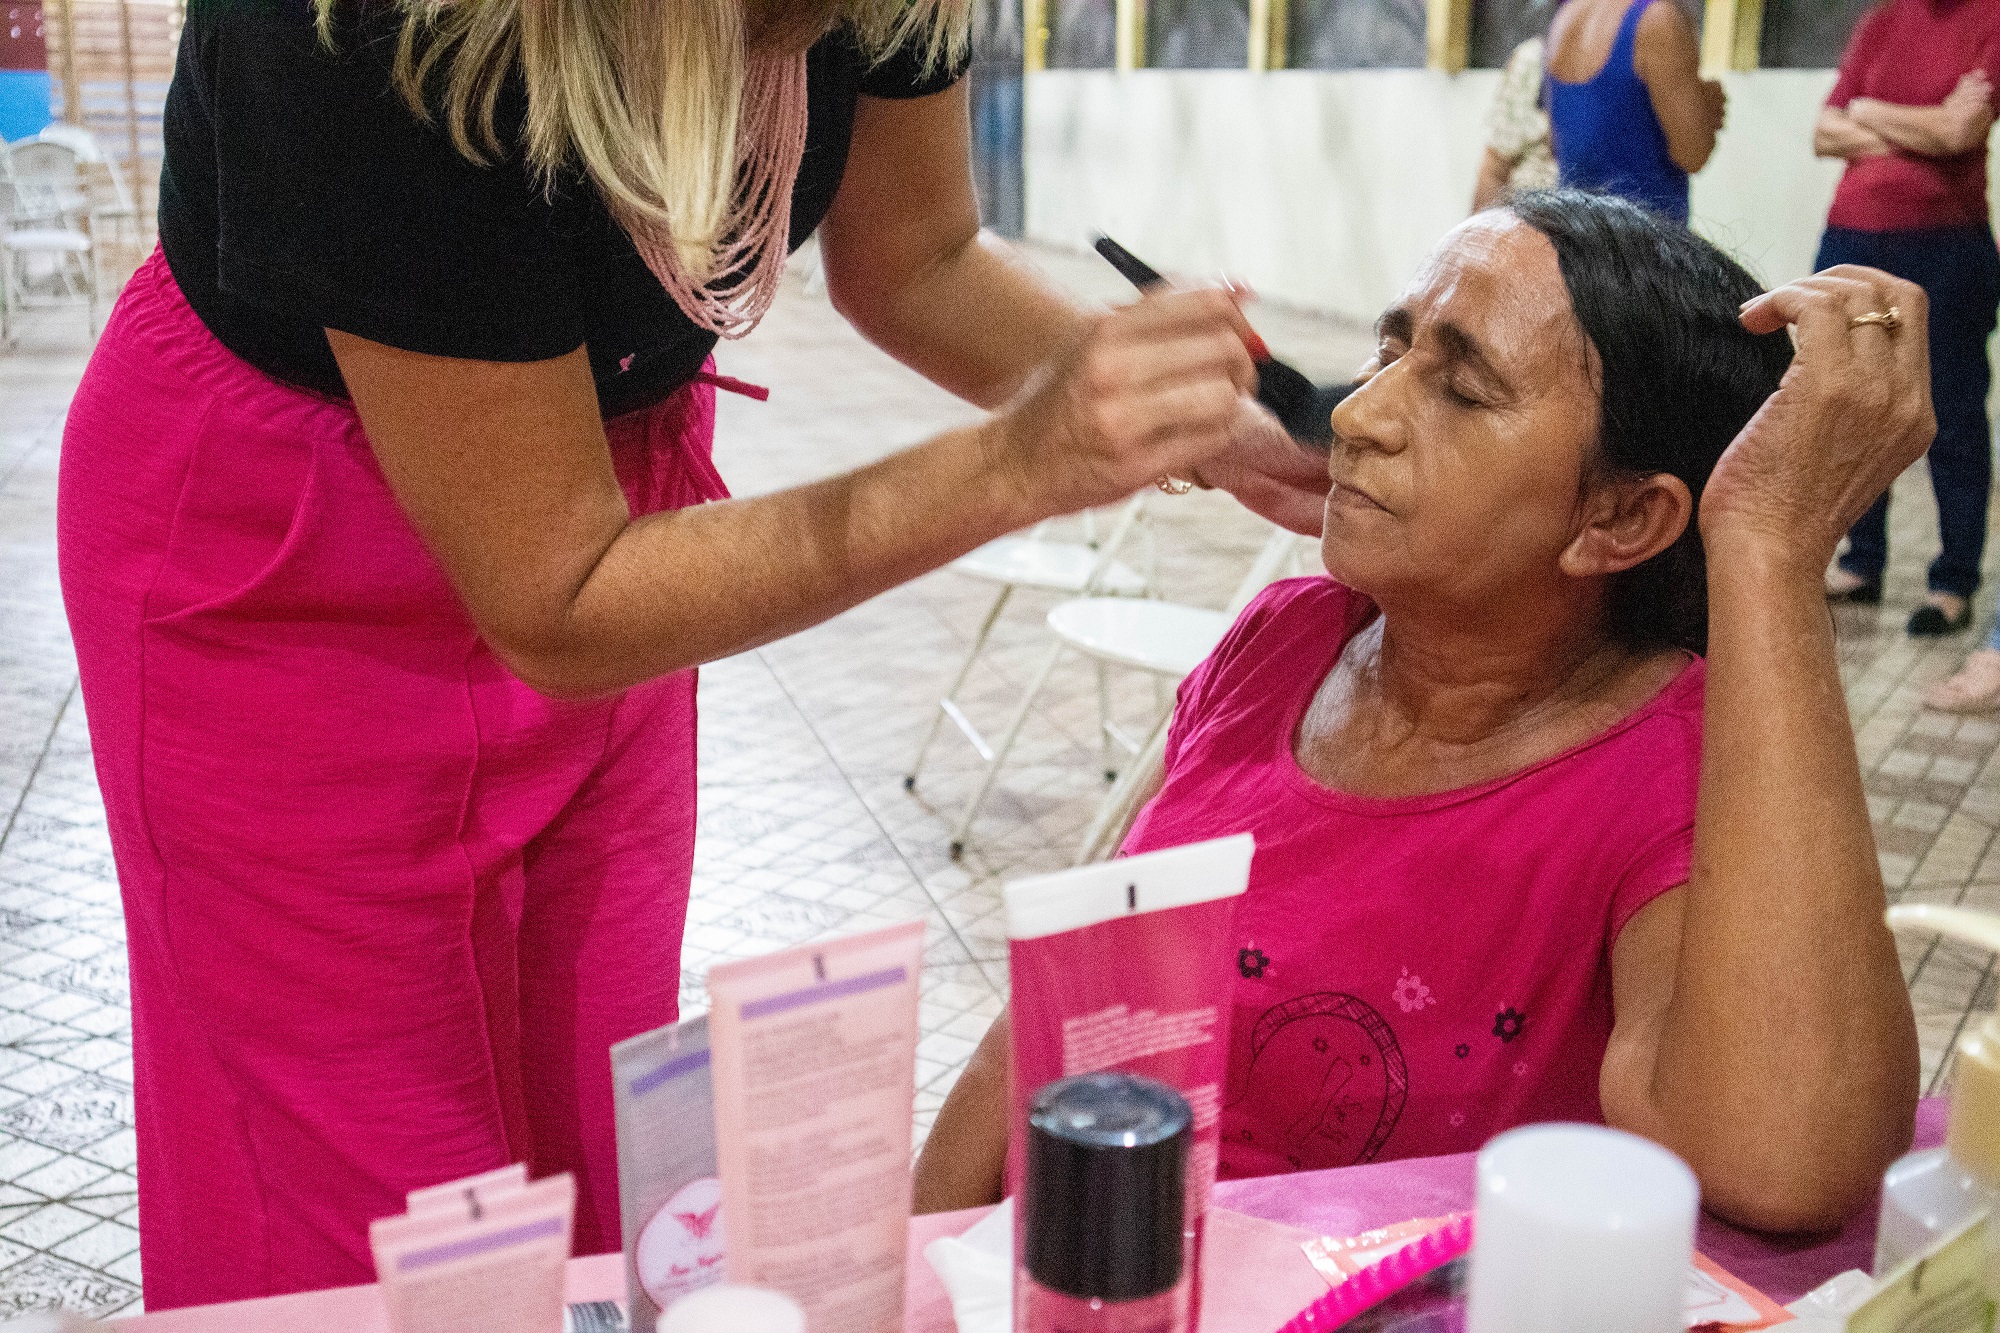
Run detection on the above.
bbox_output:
[315,0,967,284]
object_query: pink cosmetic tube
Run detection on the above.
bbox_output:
[1005,834,1255,1327]
[611,1014,722,1332]
[370,1171,575,1333]
[706,920,926,1333]
[404,1164,527,1217]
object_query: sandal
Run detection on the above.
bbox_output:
[1909,594,1973,637]
[1926,648,2000,713]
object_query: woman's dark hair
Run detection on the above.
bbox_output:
[1506,189,1794,657]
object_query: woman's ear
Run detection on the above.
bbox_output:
[1558,474,1694,579]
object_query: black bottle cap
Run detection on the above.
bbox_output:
[1023,1072,1191,1302]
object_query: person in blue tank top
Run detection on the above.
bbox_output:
[1546,0,1726,222]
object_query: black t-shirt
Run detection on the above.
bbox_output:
[158,0,966,418]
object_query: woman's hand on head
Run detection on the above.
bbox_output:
[1701,266,1935,572]
[983,288,1260,517]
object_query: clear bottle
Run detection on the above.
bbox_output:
[1017,1072,1193,1333]
[1879,905,2000,1276]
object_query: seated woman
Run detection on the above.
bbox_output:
[915,189,1931,1234]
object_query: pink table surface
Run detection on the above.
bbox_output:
[119,1099,1945,1332]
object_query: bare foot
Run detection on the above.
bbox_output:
[1925,648,2000,713]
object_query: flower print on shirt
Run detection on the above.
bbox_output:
[1239,946,1271,979]
[1392,968,1436,1014]
[1493,1007,1526,1042]
[1225,991,1409,1171]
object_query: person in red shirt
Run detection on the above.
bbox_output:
[1818,0,2000,643]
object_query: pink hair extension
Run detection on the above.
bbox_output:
[626,50,810,339]
[1276,1213,1475,1333]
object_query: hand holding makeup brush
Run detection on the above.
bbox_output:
[981,287,1260,516]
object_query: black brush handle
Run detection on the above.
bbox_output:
[1093,235,1166,290]
[1092,232,1345,453]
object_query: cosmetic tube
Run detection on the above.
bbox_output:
[371,1170,574,1333]
[660,1285,806,1333]
[1006,834,1254,1313]
[404,1163,527,1217]
[1019,1072,1192,1333]
[707,920,926,1333]
[611,1014,723,1331]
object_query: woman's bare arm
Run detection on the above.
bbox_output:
[1599,268,1930,1233]
[915,1009,1012,1213]
[821,81,1331,535]
[330,284,1255,699]
[1472,147,1516,213]
[1633,2,1725,173]
[819,82,1083,409]
[1814,105,1893,160]
[1848,74,1996,157]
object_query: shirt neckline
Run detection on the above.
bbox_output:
[1272,601,1703,817]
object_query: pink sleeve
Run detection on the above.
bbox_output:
[1825,8,1886,109]
[1160,587,1280,770]
[1607,822,1693,946]
[1162,579,1354,770]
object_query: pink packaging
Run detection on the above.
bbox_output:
[707,920,926,1333]
[1004,834,1255,1325]
[369,1170,574,1333]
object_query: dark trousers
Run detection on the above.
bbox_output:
[1822,223,2000,598]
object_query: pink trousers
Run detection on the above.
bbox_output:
[57,252,725,1308]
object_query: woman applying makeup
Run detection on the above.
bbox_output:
[55,0,1323,1306]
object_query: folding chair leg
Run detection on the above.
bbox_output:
[1096,659,1115,783]
[905,584,1013,789]
[949,640,1065,859]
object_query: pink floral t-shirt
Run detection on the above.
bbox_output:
[1122,577,1702,1179]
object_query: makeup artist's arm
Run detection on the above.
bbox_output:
[1598,269,1927,1233]
[821,82,1332,534]
[329,287,1254,699]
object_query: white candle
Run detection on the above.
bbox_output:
[1468,1123,1699,1333]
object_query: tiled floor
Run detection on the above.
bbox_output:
[0,243,1995,1312]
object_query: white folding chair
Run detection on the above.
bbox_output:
[1,180,99,342]
[943,522,1300,859]
[904,495,1151,797]
[5,141,87,228]
[31,123,106,163]
[1071,527,1307,865]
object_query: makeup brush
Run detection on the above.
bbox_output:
[1092,235,1347,451]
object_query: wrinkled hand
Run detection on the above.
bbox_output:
[985,288,1258,518]
[1701,266,1934,570]
[1190,397,1332,536]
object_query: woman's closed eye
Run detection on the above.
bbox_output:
[1444,378,1490,409]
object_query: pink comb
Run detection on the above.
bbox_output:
[1275,1212,1475,1333]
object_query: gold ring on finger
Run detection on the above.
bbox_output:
[1849,306,1902,332]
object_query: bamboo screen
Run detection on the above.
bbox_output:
[42,0,181,270]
